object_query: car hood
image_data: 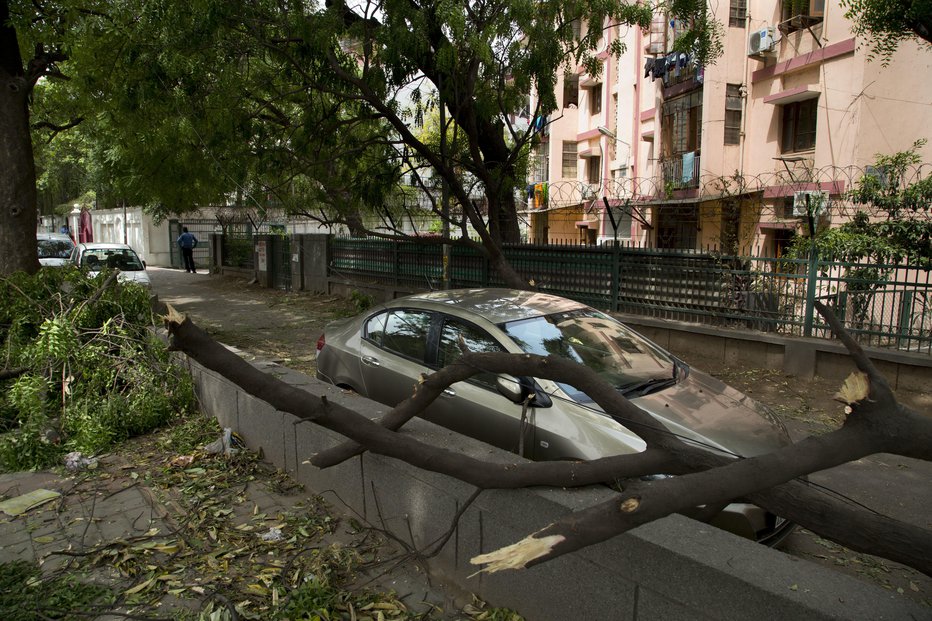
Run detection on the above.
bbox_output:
[89,270,151,287]
[39,258,71,267]
[628,369,790,457]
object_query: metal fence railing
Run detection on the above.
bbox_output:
[327,237,932,355]
[168,219,215,270]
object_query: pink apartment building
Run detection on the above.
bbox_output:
[527,0,932,255]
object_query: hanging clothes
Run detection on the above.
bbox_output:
[644,57,655,78]
[651,59,666,80]
[682,152,696,184]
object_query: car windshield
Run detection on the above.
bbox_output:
[38,239,74,259]
[502,309,675,403]
[82,249,144,271]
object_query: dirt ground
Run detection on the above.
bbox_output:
[150,267,931,609]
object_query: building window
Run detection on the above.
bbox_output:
[530,144,549,183]
[586,156,602,184]
[563,74,579,108]
[724,84,742,145]
[562,141,578,178]
[780,0,824,32]
[729,0,747,27]
[661,90,702,157]
[781,98,817,153]
[589,83,602,116]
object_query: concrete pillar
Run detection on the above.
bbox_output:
[302,234,330,293]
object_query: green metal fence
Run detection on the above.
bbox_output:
[328,237,932,355]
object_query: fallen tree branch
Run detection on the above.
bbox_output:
[161,304,932,576]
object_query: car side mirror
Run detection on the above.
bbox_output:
[496,375,553,408]
[496,374,524,403]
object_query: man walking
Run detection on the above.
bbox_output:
[177,227,199,273]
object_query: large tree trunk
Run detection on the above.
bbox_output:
[0,0,39,276]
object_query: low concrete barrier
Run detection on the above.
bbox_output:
[182,353,926,620]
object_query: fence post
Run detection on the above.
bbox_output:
[897,290,914,349]
[803,245,820,337]
[611,241,620,311]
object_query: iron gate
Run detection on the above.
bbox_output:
[268,234,292,291]
[168,219,216,271]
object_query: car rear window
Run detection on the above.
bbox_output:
[38,239,74,259]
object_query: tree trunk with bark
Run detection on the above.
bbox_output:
[0,0,39,276]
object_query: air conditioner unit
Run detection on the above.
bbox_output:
[792,190,828,217]
[581,185,596,200]
[748,27,776,56]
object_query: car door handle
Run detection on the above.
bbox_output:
[362,355,380,367]
[443,388,456,397]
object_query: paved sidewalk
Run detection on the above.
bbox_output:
[0,469,163,570]
[0,433,473,619]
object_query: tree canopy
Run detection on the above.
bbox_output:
[841,0,932,63]
[5,0,721,283]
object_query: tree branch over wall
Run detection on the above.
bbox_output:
[161,302,932,577]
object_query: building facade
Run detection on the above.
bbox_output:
[527,1,932,254]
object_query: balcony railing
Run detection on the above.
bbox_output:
[661,152,701,190]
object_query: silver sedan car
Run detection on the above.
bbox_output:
[316,288,794,544]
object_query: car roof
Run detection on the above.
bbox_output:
[394,288,589,325]
[77,243,135,251]
[37,233,74,241]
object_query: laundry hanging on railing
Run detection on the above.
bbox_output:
[682,151,696,184]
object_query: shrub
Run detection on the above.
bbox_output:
[0,268,195,471]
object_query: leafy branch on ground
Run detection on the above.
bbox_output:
[2,413,520,620]
[0,268,195,471]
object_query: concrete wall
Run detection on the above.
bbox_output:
[619,313,932,392]
[181,353,926,620]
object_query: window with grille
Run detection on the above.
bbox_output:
[562,141,578,178]
[725,84,742,145]
[530,145,549,183]
[661,90,702,156]
[781,98,818,153]
[729,0,747,27]
[563,74,579,108]
[780,0,824,32]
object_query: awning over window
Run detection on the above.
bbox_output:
[764,86,820,105]
[578,146,602,158]
[758,221,797,230]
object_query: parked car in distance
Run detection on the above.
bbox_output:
[70,242,151,288]
[37,232,76,267]
[316,288,795,545]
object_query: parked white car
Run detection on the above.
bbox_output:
[70,242,151,288]
[37,232,76,267]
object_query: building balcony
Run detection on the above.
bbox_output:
[660,152,701,190]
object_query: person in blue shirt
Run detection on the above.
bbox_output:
[177,227,199,273]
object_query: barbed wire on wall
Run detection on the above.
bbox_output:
[535,163,932,223]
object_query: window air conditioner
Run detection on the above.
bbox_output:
[792,190,828,216]
[748,27,776,56]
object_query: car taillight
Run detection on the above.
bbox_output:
[316,334,326,353]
